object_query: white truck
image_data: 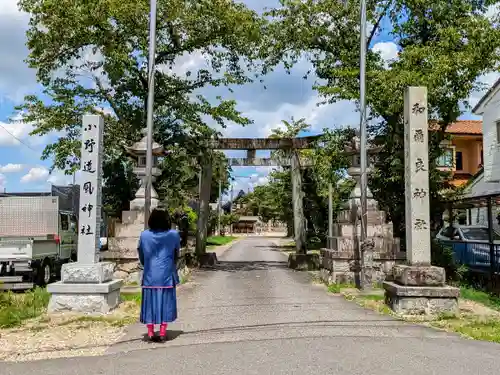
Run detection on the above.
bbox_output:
[0,196,78,290]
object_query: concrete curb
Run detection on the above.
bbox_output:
[210,237,242,259]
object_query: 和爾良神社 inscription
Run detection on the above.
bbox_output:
[77,115,104,264]
[383,86,460,316]
[413,188,427,199]
[415,158,426,172]
[404,87,431,265]
[412,102,426,114]
[414,218,428,230]
[413,129,424,143]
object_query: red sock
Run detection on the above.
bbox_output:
[147,324,154,337]
[160,323,168,337]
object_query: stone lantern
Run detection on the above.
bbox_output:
[328,131,396,251]
[125,129,164,211]
[322,132,403,286]
[342,131,381,214]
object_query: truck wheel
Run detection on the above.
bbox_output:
[36,259,52,287]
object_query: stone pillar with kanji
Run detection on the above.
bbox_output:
[47,115,123,314]
[383,87,459,315]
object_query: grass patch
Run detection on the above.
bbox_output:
[0,288,50,329]
[121,293,141,305]
[206,236,237,246]
[431,318,500,343]
[460,286,500,311]
[336,283,500,344]
[327,282,357,294]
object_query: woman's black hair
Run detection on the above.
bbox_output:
[147,207,172,231]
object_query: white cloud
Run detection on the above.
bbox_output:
[0,118,33,146]
[0,173,5,191]
[47,170,78,186]
[469,71,500,110]
[0,112,55,150]
[0,163,24,173]
[372,41,399,67]
[0,0,21,15]
[220,94,358,139]
[21,167,49,183]
[0,1,37,102]
[485,4,500,22]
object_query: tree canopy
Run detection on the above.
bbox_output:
[261,0,500,237]
[17,0,263,215]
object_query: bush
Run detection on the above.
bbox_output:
[0,288,50,328]
[431,239,467,283]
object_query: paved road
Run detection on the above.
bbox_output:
[3,237,500,374]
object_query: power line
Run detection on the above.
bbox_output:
[0,123,39,153]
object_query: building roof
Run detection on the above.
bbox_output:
[429,120,482,135]
[462,169,500,199]
[472,77,500,114]
[445,120,482,135]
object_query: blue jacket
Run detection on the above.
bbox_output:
[138,229,181,287]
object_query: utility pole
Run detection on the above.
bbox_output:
[230,180,234,235]
[359,0,369,289]
[143,0,158,230]
[217,178,222,235]
[328,183,333,239]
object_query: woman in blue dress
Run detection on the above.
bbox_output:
[138,208,181,341]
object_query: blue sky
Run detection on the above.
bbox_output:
[0,0,497,198]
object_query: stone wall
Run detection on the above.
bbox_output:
[100,238,195,285]
[319,248,406,285]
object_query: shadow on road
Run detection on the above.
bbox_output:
[201,260,287,272]
[140,330,184,343]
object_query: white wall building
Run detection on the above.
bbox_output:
[461,170,500,232]
[473,78,500,182]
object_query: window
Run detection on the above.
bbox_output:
[480,149,484,166]
[461,228,500,241]
[436,148,453,167]
[455,151,463,170]
[497,120,500,144]
[60,214,69,231]
[440,226,455,239]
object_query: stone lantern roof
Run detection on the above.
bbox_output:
[125,129,164,156]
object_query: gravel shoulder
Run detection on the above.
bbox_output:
[0,237,242,363]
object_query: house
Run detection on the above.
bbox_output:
[472,77,500,182]
[460,169,499,228]
[433,120,484,187]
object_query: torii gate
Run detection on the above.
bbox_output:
[195,136,319,261]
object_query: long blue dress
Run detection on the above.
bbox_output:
[138,229,181,324]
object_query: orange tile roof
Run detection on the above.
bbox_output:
[429,120,482,135]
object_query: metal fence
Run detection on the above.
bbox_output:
[450,242,500,286]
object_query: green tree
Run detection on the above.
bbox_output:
[17,0,263,214]
[262,0,500,238]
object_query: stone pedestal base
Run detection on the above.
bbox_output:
[384,265,459,315]
[287,253,320,271]
[47,279,123,314]
[47,262,123,314]
[61,262,115,283]
[383,281,459,315]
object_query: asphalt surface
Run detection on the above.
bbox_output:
[3,237,500,375]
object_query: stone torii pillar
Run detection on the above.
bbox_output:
[195,154,217,266]
[291,150,306,254]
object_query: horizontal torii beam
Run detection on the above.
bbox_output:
[211,136,320,150]
[228,157,313,167]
